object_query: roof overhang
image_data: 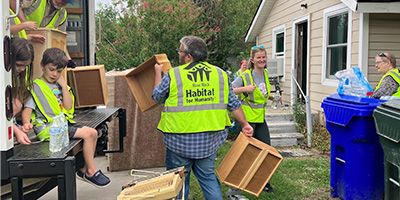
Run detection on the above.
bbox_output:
[341,0,400,13]
[245,0,277,43]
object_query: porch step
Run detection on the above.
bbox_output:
[265,108,304,147]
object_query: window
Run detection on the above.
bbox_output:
[272,25,285,58]
[327,13,348,78]
[322,4,352,85]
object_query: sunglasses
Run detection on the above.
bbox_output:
[252,45,265,50]
[378,52,387,58]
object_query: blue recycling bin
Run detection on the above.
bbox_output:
[321,94,385,200]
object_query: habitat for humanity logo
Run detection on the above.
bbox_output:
[184,63,215,104]
[184,63,212,82]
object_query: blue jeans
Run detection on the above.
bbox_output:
[165,149,223,200]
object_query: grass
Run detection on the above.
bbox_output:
[187,142,332,200]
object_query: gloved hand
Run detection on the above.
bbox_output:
[67,59,76,68]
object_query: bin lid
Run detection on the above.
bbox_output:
[373,99,400,142]
[380,99,400,111]
[321,94,385,126]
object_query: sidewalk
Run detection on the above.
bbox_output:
[38,155,166,200]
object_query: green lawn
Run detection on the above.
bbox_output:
[188,142,331,200]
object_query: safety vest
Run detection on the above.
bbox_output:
[24,0,67,29]
[235,70,242,78]
[30,79,75,140]
[376,68,400,97]
[158,62,231,133]
[9,9,27,39]
[240,69,271,123]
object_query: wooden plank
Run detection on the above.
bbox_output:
[65,8,83,14]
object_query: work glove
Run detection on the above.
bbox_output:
[67,60,76,68]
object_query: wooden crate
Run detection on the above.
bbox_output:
[125,54,172,112]
[217,133,283,196]
[26,28,68,81]
[67,65,109,108]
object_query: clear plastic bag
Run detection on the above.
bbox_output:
[335,67,373,98]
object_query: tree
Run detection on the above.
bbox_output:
[96,0,259,72]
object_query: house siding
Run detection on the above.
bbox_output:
[256,0,360,112]
[368,14,400,88]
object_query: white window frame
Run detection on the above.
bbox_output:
[272,24,286,58]
[321,4,352,87]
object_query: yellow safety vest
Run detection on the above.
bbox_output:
[24,0,67,29]
[31,79,75,140]
[158,62,231,133]
[9,9,27,39]
[240,69,271,123]
[376,69,400,97]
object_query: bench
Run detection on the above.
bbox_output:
[1,107,126,200]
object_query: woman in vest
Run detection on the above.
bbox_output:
[232,46,275,193]
[233,59,248,80]
[371,52,400,99]
[11,37,34,145]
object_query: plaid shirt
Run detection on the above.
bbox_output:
[152,70,241,159]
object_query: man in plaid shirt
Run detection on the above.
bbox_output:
[152,36,253,200]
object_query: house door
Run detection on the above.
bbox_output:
[294,22,308,102]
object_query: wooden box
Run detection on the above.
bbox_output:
[125,54,172,112]
[67,65,109,108]
[217,133,283,196]
[106,71,165,171]
[26,28,68,81]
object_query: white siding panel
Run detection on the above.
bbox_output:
[368,14,400,86]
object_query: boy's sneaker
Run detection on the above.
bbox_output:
[76,169,84,180]
[83,170,110,188]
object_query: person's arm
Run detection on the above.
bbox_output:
[21,107,33,133]
[14,124,31,145]
[57,76,73,110]
[371,76,399,99]
[27,34,46,44]
[10,21,37,34]
[233,85,256,95]
[232,76,256,95]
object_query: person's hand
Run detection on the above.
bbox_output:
[154,63,163,74]
[245,85,256,93]
[22,21,37,30]
[27,34,46,44]
[241,123,253,137]
[21,123,33,133]
[57,75,67,88]
[15,129,31,145]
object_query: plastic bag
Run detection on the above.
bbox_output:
[335,67,373,98]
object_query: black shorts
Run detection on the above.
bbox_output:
[68,122,83,138]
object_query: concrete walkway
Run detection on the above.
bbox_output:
[39,156,165,200]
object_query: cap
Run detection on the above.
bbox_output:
[63,0,74,4]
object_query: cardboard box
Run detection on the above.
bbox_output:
[26,28,68,81]
[67,65,109,108]
[217,133,283,196]
[125,54,172,112]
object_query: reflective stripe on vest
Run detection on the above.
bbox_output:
[240,69,271,123]
[31,79,75,140]
[9,9,27,39]
[24,0,67,29]
[376,69,400,97]
[158,62,231,133]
